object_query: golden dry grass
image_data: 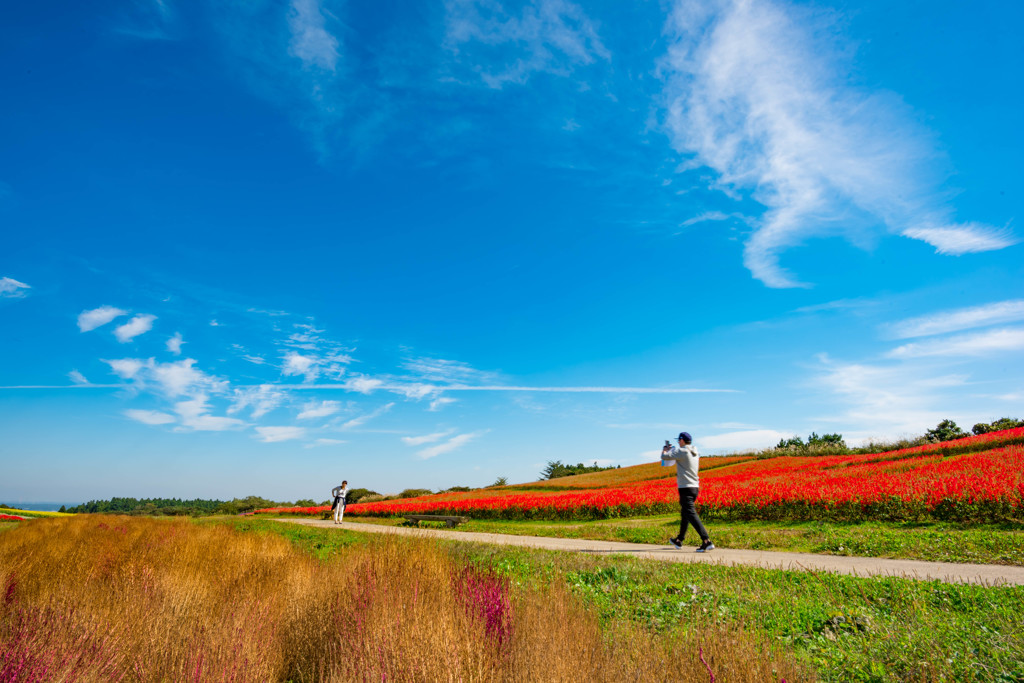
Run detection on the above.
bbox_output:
[0,516,811,682]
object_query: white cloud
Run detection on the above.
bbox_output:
[282,351,319,382]
[114,314,157,342]
[124,409,176,426]
[402,357,495,384]
[812,354,965,441]
[174,394,246,431]
[230,384,287,419]
[902,225,1017,255]
[887,328,1024,360]
[0,277,30,298]
[340,402,394,430]
[445,0,610,88]
[78,306,127,332]
[151,358,225,397]
[104,358,147,379]
[402,429,456,446]
[660,0,1009,288]
[255,425,307,443]
[429,396,457,411]
[167,332,184,355]
[105,357,227,397]
[304,438,347,449]
[68,370,90,385]
[699,429,790,452]
[887,300,1024,339]
[288,0,340,71]
[417,430,486,459]
[344,375,385,394]
[297,399,341,419]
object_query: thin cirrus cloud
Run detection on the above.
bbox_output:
[0,277,30,298]
[78,305,127,332]
[886,328,1024,360]
[114,314,157,342]
[175,394,246,432]
[124,409,176,426]
[255,425,307,443]
[886,300,1024,339]
[659,0,1012,288]
[417,430,487,459]
[297,399,342,419]
[68,370,90,385]
[443,0,610,89]
[339,402,395,430]
[401,429,457,446]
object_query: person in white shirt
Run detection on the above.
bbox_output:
[661,432,715,552]
[331,481,348,524]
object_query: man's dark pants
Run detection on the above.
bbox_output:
[676,487,710,542]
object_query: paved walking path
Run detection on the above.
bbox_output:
[279,519,1024,587]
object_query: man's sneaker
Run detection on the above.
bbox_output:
[669,537,683,549]
[696,540,715,553]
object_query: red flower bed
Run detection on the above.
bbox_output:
[0,514,25,522]
[253,429,1024,523]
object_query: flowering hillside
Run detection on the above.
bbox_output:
[254,428,1024,523]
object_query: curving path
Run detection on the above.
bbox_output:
[278,519,1024,586]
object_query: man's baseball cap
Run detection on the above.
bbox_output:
[678,432,692,443]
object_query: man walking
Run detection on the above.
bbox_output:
[662,432,715,552]
[331,480,348,524]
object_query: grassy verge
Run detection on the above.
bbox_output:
[338,514,1024,566]
[240,518,1024,682]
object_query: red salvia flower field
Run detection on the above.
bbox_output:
[255,428,1024,523]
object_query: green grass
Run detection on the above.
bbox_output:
[230,518,1024,682]
[341,514,1024,566]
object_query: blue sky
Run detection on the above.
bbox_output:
[1,0,1021,504]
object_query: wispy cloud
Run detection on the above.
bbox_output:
[340,402,394,430]
[444,0,610,88]
[886,328,1024,360]
[886,300,1024,339]
[417,430,487,459]
[297,399,341,419]
[229,384,287,419]
[104,357,228,398]
[699,429,789,452]
[211,0,347,156]
[305,438,346,448]
[68,370,90,385]
[78,306,127,332]
[660,0,1011,288]
[401,429,457,446]
[114,314,157,342]
[0,277,30,299]
[124,409,176,426]
[901,225,1017,255]
[174,394,246,432]
[255,425,307,442]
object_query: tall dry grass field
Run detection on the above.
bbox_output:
[0,516,810,682]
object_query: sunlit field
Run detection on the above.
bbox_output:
[0,515,808,682]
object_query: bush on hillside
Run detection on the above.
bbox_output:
[398,488,433,499]
[925,419,968,443]
[973,417,1024,435]
[345,488,378,505]
[541,461,620,480]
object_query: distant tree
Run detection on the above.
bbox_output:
[443,486,473,493]
[293,499,316,508]
[807,432,846,448]
[58,505,66,513]
[972,417,1023,435]
[398,488,433,499]
[540,460,617,480]
[925,419,967,443]
[345,488,378,505]
[775,436,804,450]
[491,476,509,487]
